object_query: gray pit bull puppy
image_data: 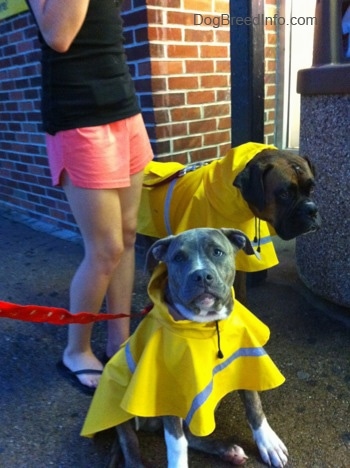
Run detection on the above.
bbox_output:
[111,228,288,468]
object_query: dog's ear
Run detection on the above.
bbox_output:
[233,162,273,212]
[145,236,174,272]
[220,228,258,257]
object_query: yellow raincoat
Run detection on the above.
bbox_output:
[137,142,278,272]
[81,264,285,438]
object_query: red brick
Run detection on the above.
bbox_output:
[266,84,276,97]
[265,22,277,32]
[153,92,185,108]
[187,90,215,105]
[168,76,199,90]
[190,146,219,162]
[218,116,231,130]
[265,72,276,84]
[200,44,229,59]
[151,77,167,92]
[216,89,231,101]
[203,130,231,146]
[264,123,275,135]
[265,46,276,59]
[218,142,232,157]
[189,118,216,134]
[265,110,276,122]
[156,123,187,139]
[200,74,228,88]
[215,0,230,13]
[168,44,199,59]
[171,106,202,122]
[266,60,276,72]
[148,26,182,42]
[266,32,277,45]
[185,60,214,74]
[203,103,230,118]
[214,30,230,43]
[264,97,276,110]
[153,108,170,124]
[184,29,214,43]
[173,135,202,152]
[167,10,196,26]
[183,0,211,12]
[149,43,165,58]
[151,60,184,75]
[156,151,189,164]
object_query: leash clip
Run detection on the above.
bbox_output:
[177,161,209,178]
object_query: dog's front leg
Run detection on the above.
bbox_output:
[163,416,188,468]
[115,421,145,468]
[239,390,288,467]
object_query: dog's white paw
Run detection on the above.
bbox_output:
[252,418,288,467]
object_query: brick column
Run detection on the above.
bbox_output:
[123,0,232,163]
[264,0,278,145]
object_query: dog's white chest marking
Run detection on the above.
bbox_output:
[252,418,288,467]
[164,426,188,468]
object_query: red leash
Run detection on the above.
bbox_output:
[0,300,152,325]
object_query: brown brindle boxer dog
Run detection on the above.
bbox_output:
[138,142,321,303]
[232,146,321,300]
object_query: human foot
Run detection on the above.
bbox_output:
[56,361,102,395]
[61,351,104,390]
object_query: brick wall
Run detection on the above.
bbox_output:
[123,0,232,163]
[0,12,76,232]
[264,0,278,145]
[0,1,278,234]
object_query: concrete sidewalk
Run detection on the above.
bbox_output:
[0,208,349,467]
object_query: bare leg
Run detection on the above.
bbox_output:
[61,170,144,388]
[105,170,144,357]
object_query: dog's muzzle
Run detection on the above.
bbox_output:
[276,200,321,240]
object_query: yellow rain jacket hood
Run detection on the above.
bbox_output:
[81,264,285,438]
[138,142,278,272]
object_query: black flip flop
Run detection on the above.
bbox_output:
[56,360,103,396]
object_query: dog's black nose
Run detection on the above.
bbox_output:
[304,201,318,218]
[190,269,214,285]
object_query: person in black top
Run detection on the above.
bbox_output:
[27,0,153,393]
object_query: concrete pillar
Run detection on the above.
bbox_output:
[296,0,350,307]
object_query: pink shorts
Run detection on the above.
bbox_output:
[46,114,154,189]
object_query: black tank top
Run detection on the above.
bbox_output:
[30,0,140,134]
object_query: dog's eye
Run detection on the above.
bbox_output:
[278,190,291,200]
[173,252,186,262]
[213,248,224,257]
